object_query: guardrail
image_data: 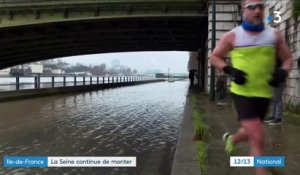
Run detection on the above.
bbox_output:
[0,75,158,91]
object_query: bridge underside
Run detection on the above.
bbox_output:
[0,1,208,69]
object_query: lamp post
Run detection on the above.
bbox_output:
[210,0,216,101]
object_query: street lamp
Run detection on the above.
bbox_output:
[209,0,216,101]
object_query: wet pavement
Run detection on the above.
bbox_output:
[189,90,300,175]
[0,81,189,175]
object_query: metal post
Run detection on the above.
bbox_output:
[103,77,105,84]
[97,77,99,84]
[16,76,20,90]
[210,0,216,101]
[197,51,201,88]
[34,76,38,89]
[52,76,55,88]
[108,77,110,84]
[74,76,77,86]
[90,76,92,85]
[83,76,85,85]
[127,77,128,82]
[37,74,40,88]
[63,76,66,87]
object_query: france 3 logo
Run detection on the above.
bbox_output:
[267,11,282,23]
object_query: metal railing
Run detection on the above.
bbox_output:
[0,75,157,91]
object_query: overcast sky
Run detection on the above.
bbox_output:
[60,51,189,74]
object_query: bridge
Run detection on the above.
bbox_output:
[0,0,208,69]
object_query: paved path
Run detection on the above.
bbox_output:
[190,90,300,175]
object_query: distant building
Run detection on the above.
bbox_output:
[111,59,120,68]
[70,72,92,76]
[0,68,11,76]
[28,64,43,74]
[51,69,65,74]
[155,73,168,78]
[10,65,31,76]
[144,69,162,74]
[43,64,66,75]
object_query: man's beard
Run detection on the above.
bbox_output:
[244,15,263,26]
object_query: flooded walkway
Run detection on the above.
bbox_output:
[190,90,300,175]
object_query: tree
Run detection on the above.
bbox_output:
[90,63,107,75]
[125,68,131,75]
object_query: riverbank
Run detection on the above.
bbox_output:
[171,86,202,175]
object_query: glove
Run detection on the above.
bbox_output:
[269,68,288,87]
[223,66,247,85]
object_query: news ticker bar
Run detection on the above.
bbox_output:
[3,156,136,167]
[230,156,285,167]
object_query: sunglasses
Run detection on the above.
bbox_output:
[244,3,265,10]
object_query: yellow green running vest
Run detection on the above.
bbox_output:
[230,26,276,98]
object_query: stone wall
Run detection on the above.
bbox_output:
[206,0,300,103]
[265,0,300,103]
[206,0,241,93]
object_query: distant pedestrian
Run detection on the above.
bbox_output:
[187,52,199,86]
[189,69,196,86]
[264,58,285,125]
[216,71,227,105]
[264,83,284,125]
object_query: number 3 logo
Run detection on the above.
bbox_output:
[273,11,282,23]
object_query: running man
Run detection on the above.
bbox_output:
[210,0,293,175]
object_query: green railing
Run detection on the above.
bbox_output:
[0,75,158,91]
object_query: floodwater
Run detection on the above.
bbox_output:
[0,81,189,175]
